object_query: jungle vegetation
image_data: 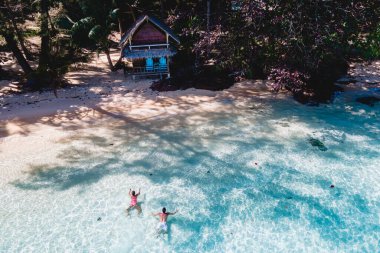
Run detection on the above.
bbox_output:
[0,0,379,102]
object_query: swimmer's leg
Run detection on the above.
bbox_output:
[135,205,142,215]
[155,223,163,238]
[126,205,135,216]
[162,223,168,234]
[156,223,168,238]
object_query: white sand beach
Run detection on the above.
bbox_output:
[1,54,379,176]
[0,51,284,180]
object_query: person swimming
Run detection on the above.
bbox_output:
[152,207,178,235]
[126,188,142,215]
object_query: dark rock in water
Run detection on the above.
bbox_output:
[336,79,357,85]
[356,96,380,107]
[97,217,102,221]
[207,170,210,174]
[149,173,153,176]
[330,184,335,188]
[305,101,319,107]
[109,143,114,146]
[308,138,328,151]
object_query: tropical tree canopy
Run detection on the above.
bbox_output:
[0,0,379,101]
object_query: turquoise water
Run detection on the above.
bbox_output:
[0,91,379,252]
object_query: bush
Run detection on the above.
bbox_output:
[151,65,234,91]
[355,24,380,60]
[268,68,309,93]
[25,69,66,92]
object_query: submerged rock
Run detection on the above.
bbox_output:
[335,78,357,85]
[308,138,328,151]
[356,96,380,107]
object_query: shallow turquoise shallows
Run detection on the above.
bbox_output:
[0,90,379,253]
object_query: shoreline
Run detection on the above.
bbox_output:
[0,79,283,138]
[0,58,379,139]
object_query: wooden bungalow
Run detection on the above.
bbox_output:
[119,15,180,79]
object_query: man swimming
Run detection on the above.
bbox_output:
[152,207,178,235]
[126,188,142,215]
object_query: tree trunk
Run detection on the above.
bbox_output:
[207,0,211,32]
[5,2,33,61]
[3,33,33,75]
[129,5,136,22]
[4,0,34,60]
[47,11,57,33]
[104,48,124,72]
[0,65,7,80]
[116,1,128,35]
[160,0,165,18]
[115,1,136,35]
[39,0,50,70]
[118,16,124,35]
[104,48,114,70]
[10,17,34,61]
[206,0,211,58]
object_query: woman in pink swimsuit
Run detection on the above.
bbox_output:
[126,188,142,215]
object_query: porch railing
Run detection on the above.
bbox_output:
[124,64,168,76]
[129,44,169,50]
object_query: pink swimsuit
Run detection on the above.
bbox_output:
[130,195,138,206]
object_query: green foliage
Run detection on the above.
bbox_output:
[1,0,379,99]
[357,23,380,59]
[68,0,120,51]
[77,0,113,25]
[55,16,74,30]
[110,9,119,20]
[23,29,40,37]
[71,17,96,46]
[88,25,106,42]
[172,0,379,101]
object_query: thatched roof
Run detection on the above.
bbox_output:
[119,15,180,46]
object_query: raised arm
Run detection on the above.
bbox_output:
[168,210,178,215]
[129,189,132,197]
[137,188,141,196]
